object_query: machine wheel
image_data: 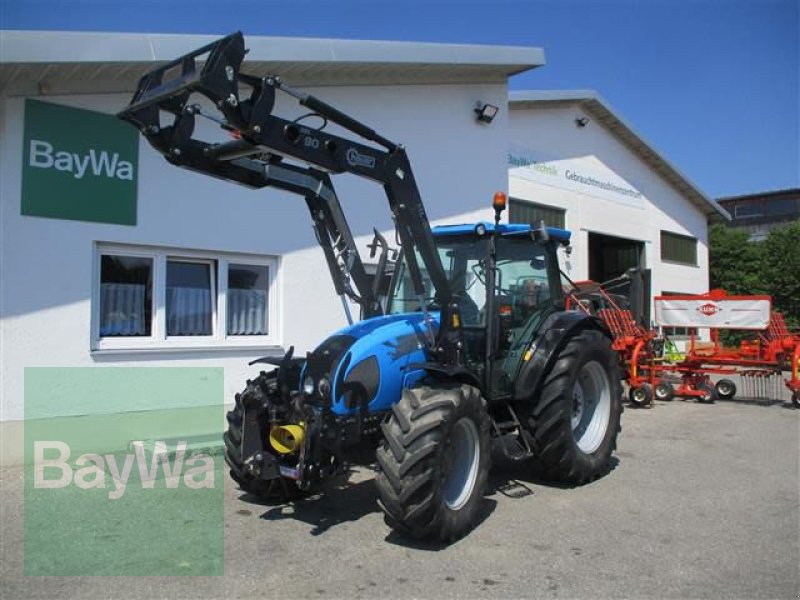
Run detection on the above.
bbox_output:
[375,383,490,542]
[526,329,623,485]
[654,381,675,402]
[696,382,718,404]
[715,378,737,400]
[629,384,653,407]
[224,373,302,500]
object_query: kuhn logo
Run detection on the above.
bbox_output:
[698,303,721,316]
[346,147,376,169]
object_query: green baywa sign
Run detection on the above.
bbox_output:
[21,99,139,225]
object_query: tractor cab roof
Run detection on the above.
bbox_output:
[432,222,571,243]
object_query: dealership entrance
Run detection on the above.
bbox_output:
[588,231,650,324]
[588,231,645,283]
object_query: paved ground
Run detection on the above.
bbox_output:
[2,394,798,599]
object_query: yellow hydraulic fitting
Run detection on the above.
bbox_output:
[269,423,305,454]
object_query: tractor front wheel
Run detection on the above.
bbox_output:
[375,383,490,542]
[526,329,623,485]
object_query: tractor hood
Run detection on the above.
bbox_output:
[303,312,440,416]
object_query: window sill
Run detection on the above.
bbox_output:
[660,259,700,268]
[90,343,285,357]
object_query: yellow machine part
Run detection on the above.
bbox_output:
[268,423,305,455]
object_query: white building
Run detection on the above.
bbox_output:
[508,90,728,317]
[0,31,724,462]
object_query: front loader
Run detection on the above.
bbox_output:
[119,32,622,542]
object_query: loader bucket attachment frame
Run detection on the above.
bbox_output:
[118,31,463,366]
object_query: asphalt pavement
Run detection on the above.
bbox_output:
[2,393,798,599]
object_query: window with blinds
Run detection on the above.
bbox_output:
[509,198,566,229]
[660,231,697,266]
[94,244,277,350]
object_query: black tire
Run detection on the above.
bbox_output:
[526,329,623,485]
[654,381,675,402]
[715,378,737,400]
[629,384,653,407]
[696,382,718,404]
[375,383,490,542]
[224,373,302,500]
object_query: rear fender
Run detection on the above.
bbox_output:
[513,311,612,403]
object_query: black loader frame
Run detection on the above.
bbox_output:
[118,31,463,365]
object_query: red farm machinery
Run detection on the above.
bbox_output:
[567,281,800,408]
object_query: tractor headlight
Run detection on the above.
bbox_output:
[302,376,315,396]
[317,376,331,398]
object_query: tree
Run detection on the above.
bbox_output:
[760,221,800,328]
[708,224,764,295]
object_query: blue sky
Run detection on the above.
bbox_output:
[2,0,798,198]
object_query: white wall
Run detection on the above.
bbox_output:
[0,82,507,422]
[508,104,710,313]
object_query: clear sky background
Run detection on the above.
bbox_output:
[2,0,797,199]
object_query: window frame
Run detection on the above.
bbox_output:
[660,230,698,267]
[165,256,217,339]
[224,258,274,341]
[733,202,763,219]
[92,243,280,352]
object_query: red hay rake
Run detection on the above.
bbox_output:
[567,284,800,408]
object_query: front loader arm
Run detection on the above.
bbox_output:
[118,31,462,364]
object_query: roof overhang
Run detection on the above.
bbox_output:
[0,30,545,95]
[509,90,731,220]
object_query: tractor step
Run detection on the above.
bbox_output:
[494,434,534,461]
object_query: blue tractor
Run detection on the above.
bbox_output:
[119,32,623,542]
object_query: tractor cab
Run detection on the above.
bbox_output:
[387,222,571,399]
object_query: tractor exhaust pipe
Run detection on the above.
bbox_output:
[269,423,305,454]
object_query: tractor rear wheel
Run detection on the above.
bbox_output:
[526,329,623,485]
[224,373,301,500]
[375,383,490,542]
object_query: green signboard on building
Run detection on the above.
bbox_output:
[21,99,139,225]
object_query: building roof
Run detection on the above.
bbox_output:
[509,90,730,220]
[0,30,545,95]
[717,187,800,204]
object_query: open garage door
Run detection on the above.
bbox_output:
[588,231,650,326]
[588,232,644,282]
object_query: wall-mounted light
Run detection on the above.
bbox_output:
[575,117,589,128]
[475,102,499,124]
